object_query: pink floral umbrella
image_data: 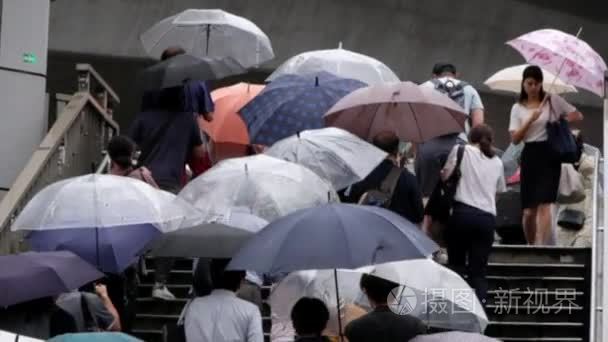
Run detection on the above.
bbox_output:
[507,28,607,96]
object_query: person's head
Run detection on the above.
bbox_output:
[469,124,496,158]
[210,258,245,292]
[360,273,398,307]
[290,297,330,337]
[107,136,136,172]
[372,131,400,156]
[432,63,458,78]
[519,65,546,103]
[161,46,186,61]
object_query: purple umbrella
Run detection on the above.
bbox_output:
[0,251,104,307]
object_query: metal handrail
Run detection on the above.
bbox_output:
[585,144,601,342]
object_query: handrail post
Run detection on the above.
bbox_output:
[76,64,120,115]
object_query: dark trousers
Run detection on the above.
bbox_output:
[155,184,182,285]
[445,202,495,304]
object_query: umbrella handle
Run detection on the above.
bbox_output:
[334,269,344,342]
[546,27,583,94]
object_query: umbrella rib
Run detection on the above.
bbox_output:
[365,103,384,140]
[407,103,425,142]
[148,26,176,55]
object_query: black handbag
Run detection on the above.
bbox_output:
[546,99,578,164]
[424,145,465,223]
[558,209,585,231]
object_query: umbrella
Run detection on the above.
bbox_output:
[200,83,265,162]
[227,203,438,274]
[324,81,467,143]
[49,332,143,342]
[138,54,245,91]
[239,72,366,145]
[506,28,607,96]
[147,208,268,258]
[267,43,400,85]
[179,154,339,222]
[0,330,44,342]
[140,9,274,68]
[485,64,577,94]
[0,251,103,307]
[410,331,500,342]
[265,127,388,190]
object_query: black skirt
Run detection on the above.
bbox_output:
[520,141,561,209]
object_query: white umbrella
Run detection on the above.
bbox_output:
[267,43,399,85]
[140,9,274,68]
[265,127,388,190]
[178,155,339,222]
[11,174,201,233]
[484,64,577,94]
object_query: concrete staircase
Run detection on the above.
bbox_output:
[131,246,591,342]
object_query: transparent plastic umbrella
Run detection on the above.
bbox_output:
[179,155,339,222]
[484,64,577,94]
[265,127,387,190]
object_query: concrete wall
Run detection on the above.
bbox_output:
[46,0,608,147]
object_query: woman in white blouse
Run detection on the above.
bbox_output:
[508,65,583,245]
[441,124,506,304]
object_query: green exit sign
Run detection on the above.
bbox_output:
[23,53,37,64]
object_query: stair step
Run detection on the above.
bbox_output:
[141,269,193,285]
[133,313,179,331]
[139,284,191,298]
[487,276,585,291]
[485,290,585,307]
[136,298,188,315]
[131,329,164,342]
[485,321,584,339]
[486,263,587,278]
[489,245,591,265]
[144,257,194,271]
[486,305,585,322]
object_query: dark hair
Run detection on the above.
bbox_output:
[372,131,400,155]
[210,258,245,292]
[469,124,496,158]
[107,135,136,169]
[290,297,330,336]
[432,63,457,76]
[161,46,186,61]
[519,65,546,104]
[360,273,399,304]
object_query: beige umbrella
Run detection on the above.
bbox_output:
[484,64,577,94]
[324,81,467,143]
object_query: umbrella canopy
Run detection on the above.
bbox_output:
[485,64,577,94]
[11,174,201,232]
[267,44,399,85]
[507,28,607,96]
[179,154,339,222]
[239,72,366,145]
[138,54,245,91]
[0,251,103,307]
[140,9,274,68]
[324,81,467,143]
[49,332,143,342]
[0,330,44,342]
[147,209,268,258]
[410,331,501,342]
[265,127,387,190]
[227,203,438,274]
[200,83,265,162]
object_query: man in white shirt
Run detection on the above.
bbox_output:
[184,259,263,342]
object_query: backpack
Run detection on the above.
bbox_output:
[357,166,401,208]
[431,78,469,110]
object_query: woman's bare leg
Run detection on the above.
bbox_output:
[535,203,554,245]
[522,208,537,245]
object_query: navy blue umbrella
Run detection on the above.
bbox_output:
[27,224,162,274]
[228,204,438,274]
[0,251,103,307]
[239,72,366,145]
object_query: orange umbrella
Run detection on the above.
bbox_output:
[200,83,265,163]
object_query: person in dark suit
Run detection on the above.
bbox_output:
[345,274,427,342]
[291,297,331,342]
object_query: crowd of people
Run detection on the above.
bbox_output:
[0,44,586,342]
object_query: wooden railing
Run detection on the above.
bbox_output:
[0,65,119,254]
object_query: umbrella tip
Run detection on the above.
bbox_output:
[315,76,319,87]
[297,131,301,138]
[338,41,343,49]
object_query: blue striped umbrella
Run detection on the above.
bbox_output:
[239,72,366,145]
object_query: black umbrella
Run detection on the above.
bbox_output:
[139,54,246,91]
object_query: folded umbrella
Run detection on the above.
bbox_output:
[265,127,387,190]
[140,9,274,68]
[239,72,366,145]
[484,64,577,94]
[49,332,143,342]
[139,54,245,91]
[228,203,438,274]
[147,209,268,258]
[0,251,103,307]
[268,43,399,85]
[179,154,339,222]
[324,81,467,143]
[506,28,607,96]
